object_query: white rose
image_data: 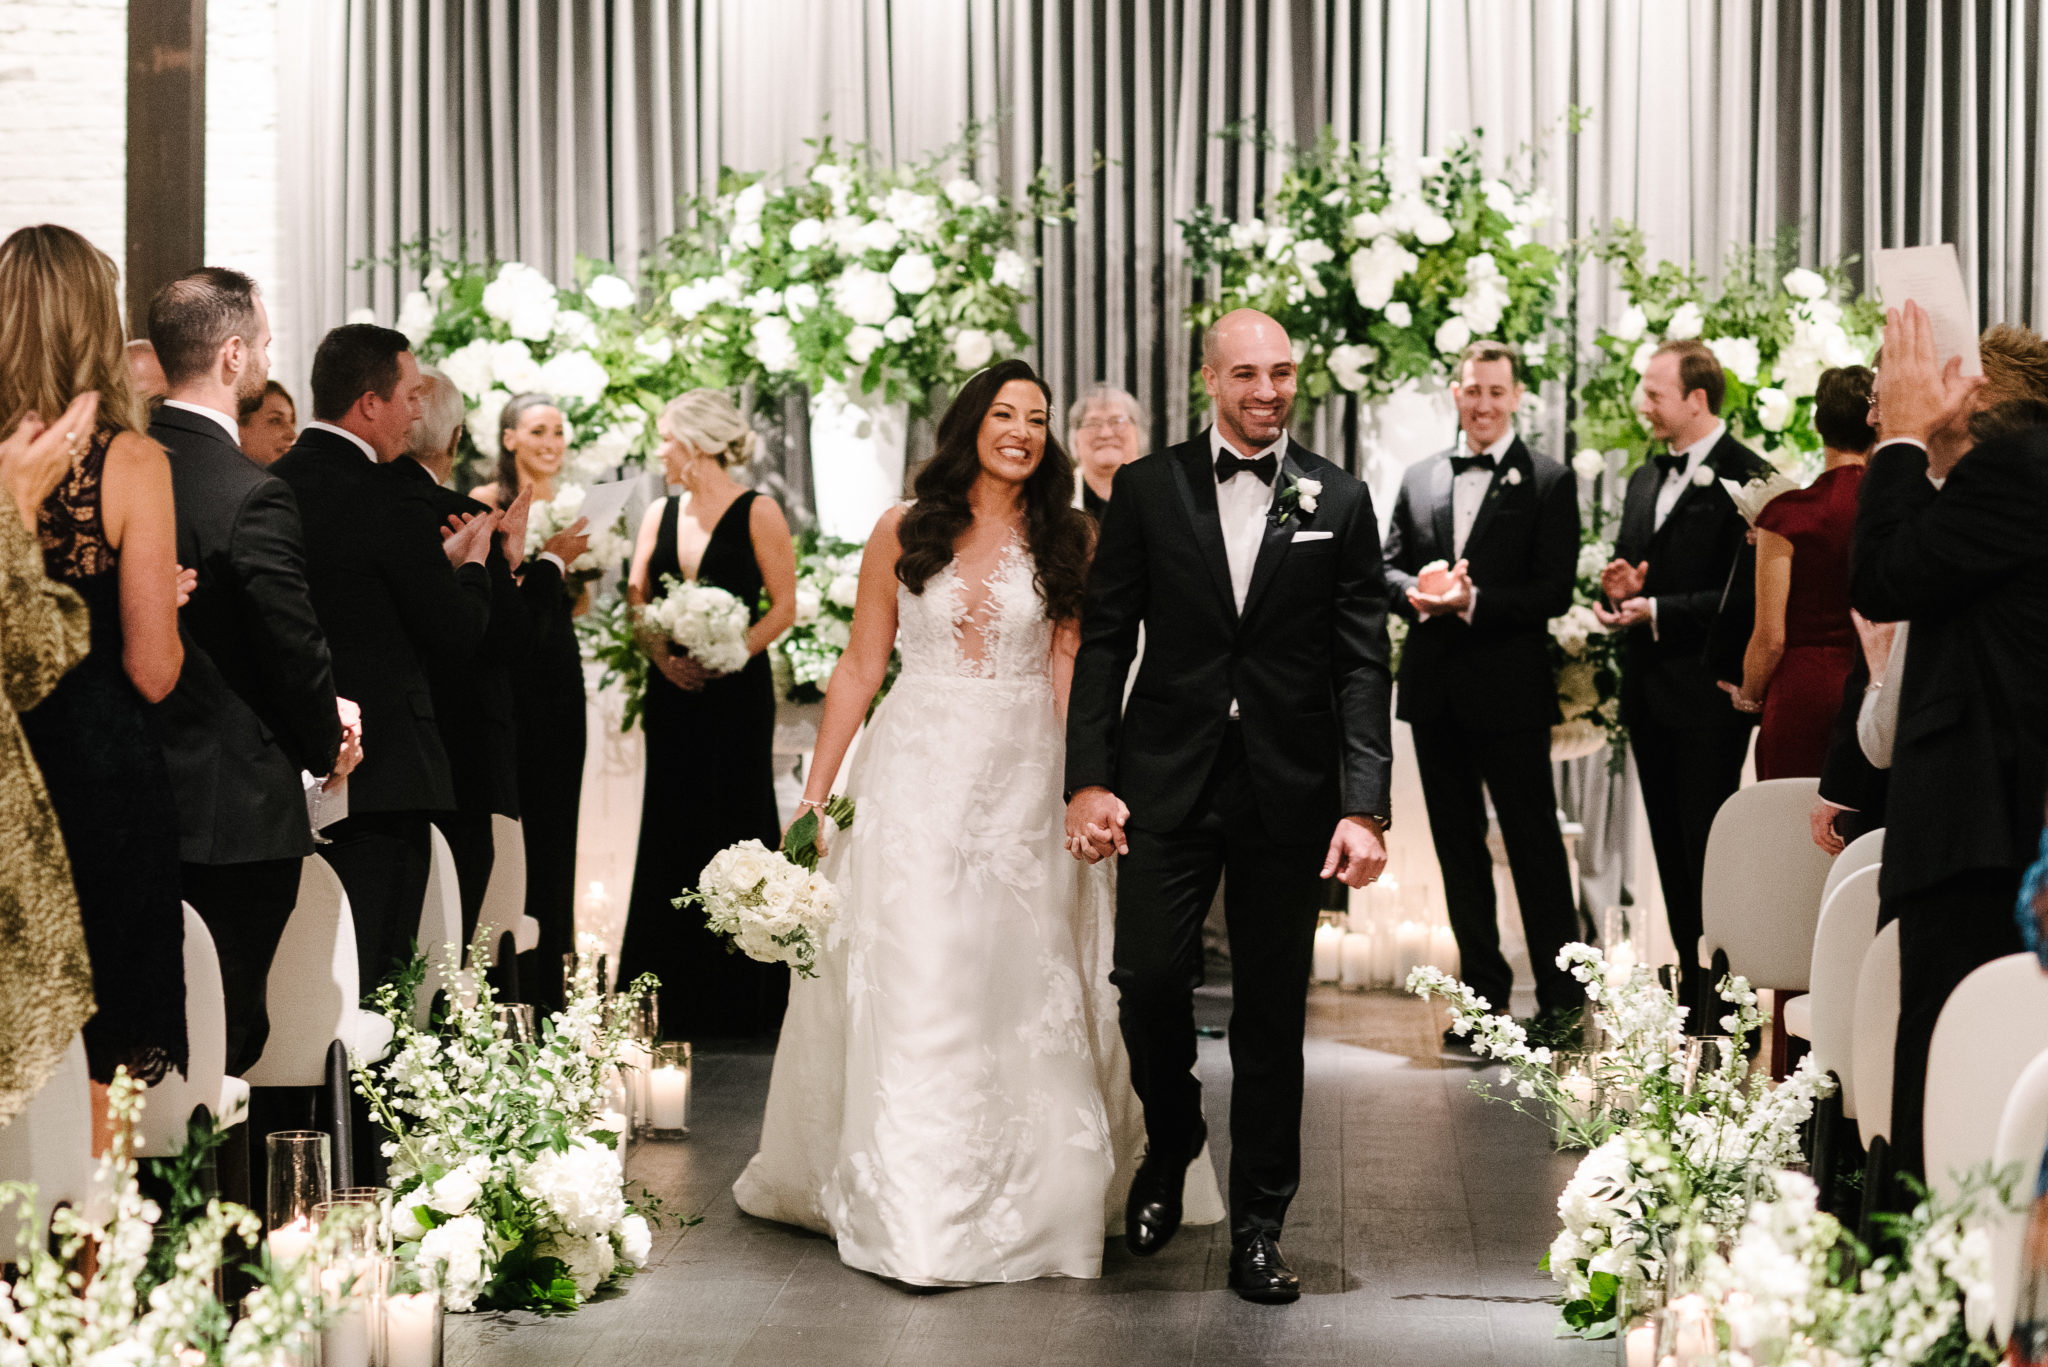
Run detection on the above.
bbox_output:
[1347,236,1418,311]
[1691,462,1716,487]
[1612,305,1648,343]
[991,247,1030,291]
[751,315,800,373]
[552,307,598,347]
[440,339,498,401]
[1705,335,1761,386]
[783,283,819,321]
[1291,239,1335,271]
[793,585,822,625]
[825,215,866,253]
[537,349,610,405]
[844,325,886,365]
[853,218,902,255]
[417,1214,489,1312]
[395,290,436,345]
[1433,315,1472,355]
[1665,301,1705,339]
[490,339,542,391]
[816,616,852,650]
[825,573,860,608]
[787,218,827,252]
[1411,212,1454,246]
[634,333,675,366]
[1571,448,1607,480]
[732,182,768,224]
[882,315,915,344]
[427,1165,483,1215]
[742,287,782,317]
[944,177,984,206]
[1326,343,1376,393]
[584,274,636,312]
[1384,300,1412,328]
[1782,266,1828,299]
[1629,338,1658,375]
[391,1197,429,1243]
[952,328,995,371]
[1294,477,1322,514]
[831,266,897,327]
[883,188,943,238]
[888,250,938,297]
[1346,210,1384,240]
[1753,387,1794,432]
[617,1213,653,1269]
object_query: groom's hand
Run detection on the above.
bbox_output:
[1065,786,1130,863]
[1322,815,1387,888]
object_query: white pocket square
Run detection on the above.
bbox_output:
[1291,530,1333,542]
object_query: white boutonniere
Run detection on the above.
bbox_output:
[1503,467,1523,486]
[1272,475,1321,525]
[1690,463,1716,487]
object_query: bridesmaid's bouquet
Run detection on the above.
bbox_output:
[676,796,855,978]
[643,574,752,674]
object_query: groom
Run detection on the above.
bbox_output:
[1065,309,1394,1303]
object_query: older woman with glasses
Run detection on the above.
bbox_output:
[1068,383,1145,519]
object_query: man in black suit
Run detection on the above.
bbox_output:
[395,366,532,940]
[1594,340,1769,1027]
[1065,309,1392,1302]
[1853,304,2048,1182]
[272,325,498,993]
[148,267,362,1075]
[1383,341,1583,1037]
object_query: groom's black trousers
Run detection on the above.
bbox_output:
[1111,722,1324,1237]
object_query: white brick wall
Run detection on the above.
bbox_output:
[0,0,129,286]
[205,0,289,387]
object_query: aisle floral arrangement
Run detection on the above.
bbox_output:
[1547,520,1628,762]
[1573,225,1883,476]
[678,795,852,978]
[643,136,1074,412]
[1180,131,1565,407]
[353,943,661,1313]
[0,1074,353,1364]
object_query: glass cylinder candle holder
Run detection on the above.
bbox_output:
[1682,1035,1733,1095]
[328,1187,394,1257]
[648,1040,692,1137]
[491,1002,538,1047]
[265,1130,332,1259]
[563,949,609,1001]
[382,1279,443,1367]
[313,1199,383,1367]
[1654,1293,1719,1366]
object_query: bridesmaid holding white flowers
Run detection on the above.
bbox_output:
[617,390,798,1039]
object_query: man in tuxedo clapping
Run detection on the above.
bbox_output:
[148,268,362,1075]
[1383,341,1584,1042]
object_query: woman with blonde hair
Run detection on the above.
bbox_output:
[617,389,797,1038]
[0,224,187,1096]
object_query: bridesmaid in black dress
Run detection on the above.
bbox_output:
[618,390,797,1039]
[0,225,188,1100]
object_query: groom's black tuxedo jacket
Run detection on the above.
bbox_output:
[1852,432,2048,901]
[271,426,493,815]
[1065,433,1394,835]
[1382,436,1577,733]
[1611,429,1770,727]
[150,403,342,864]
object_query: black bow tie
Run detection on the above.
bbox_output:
[1450,452,1497,476]
[1656,452,1690,479]
[1215,451,1277,485]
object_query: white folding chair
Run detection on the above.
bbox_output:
[1924,954,2048,1203]
[1852,920,1903,1149]
[244,856,394,1089]
[1802,864,1885,1123]
[135,905,249,1156]
[1699,778,1838,992]
[1819,827,1884,909]
[416,826,464,1027]
[1989,1047,2048,1346]
[474,814,539,971]
[0,1033,92,1249]
[1784,836,1883,1047]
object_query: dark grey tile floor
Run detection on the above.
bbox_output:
[446,984,1612,1367]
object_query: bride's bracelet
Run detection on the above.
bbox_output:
[797,798,829,813]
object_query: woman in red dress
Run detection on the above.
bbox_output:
[1729,367,1874,778]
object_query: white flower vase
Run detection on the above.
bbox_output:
[1353,382,1459,528]
[809,383,909,542]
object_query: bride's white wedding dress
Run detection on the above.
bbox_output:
[732,535,1222,1285]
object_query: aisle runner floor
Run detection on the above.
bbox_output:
[447,984,1610,1366]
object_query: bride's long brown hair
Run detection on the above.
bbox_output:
[895,360,1095,623]
[0,224,144,436]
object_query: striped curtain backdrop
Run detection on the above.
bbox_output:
[281,0,2048,472]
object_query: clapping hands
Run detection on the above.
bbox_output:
[1407,559,1474,617]
[1592,556,1652,628]
[439,508,501,566]
[496,485,534,570]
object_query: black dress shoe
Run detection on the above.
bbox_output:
[1228,1230,1301,1303]
[1124,1121,1204,1257]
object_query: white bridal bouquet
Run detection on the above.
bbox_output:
[354,942,661,1313]
[643,574,753,675]
[676,795,854,978]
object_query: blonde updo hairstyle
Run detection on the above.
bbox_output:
[659,388,758,469]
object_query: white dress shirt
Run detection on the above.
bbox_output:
[1653,421,1726,531]
[305,419,378,463]
[1209,425,1288,718]
[161,398,243,447]
[1451,429,1513,559]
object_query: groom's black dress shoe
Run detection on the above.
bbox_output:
[1228,1230,1301,1303]
[1125,1121,1204,1256]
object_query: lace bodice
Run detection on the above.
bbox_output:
[896,536,1051,681]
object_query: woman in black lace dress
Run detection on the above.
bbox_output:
[0,225,187,1099]
[618,390,797,1039]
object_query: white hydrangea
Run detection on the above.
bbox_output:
[417,1214,489,1312]
[1433,315,1473,355]
[519,1136,627,1238]
[440,339,498,402]
[788,218,827,252]
[888,250,938,297]
[991,247,1030,291]
[537,1231,617,1298]
[845,325,886,365]
[395,289,437,346]
[882,315,915,344]
[1348,236,1418,311]
[751,315,800,373]
[1665,300,1705,340]
[1706,335,1762,386]
[1754,386,1795,433]
[883,188,943,238]
[1384,300,1412,328]
[782,282,819,322]
[1612,304,1648,343]
[832,266,897,327]
[551,307,598,348]
[481,262,559,342]
[536,349,609,406]
[633,333,675,366]
[583,273,636,311]
[1451,251,1510,336]
[490,339,543,392]
[1326,343,1377,393]
[952,328,995,371]
[854,218,903,256]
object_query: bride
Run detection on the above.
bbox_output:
[732,360,1221,1284]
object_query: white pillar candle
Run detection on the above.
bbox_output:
[649,1063,689,1130]
[1624,1321,1656,1367]
[1338,932,1372,990]
[1370,918,1398,986]
[266,1216,315,1266]
[1428,925,1460,976]
[620,1041,653,1126]
[1394,921,1428,984]
[1311,923,1343,982]
[384,1291,439,1367]
[319,1266,372,1367]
